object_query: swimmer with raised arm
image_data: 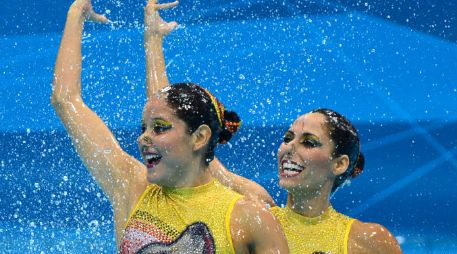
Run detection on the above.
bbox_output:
[142,1,402,252]
[51,0,288,253]
[143,0,275,207]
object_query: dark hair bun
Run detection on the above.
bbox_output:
[351,153,365,178]
[218,110,241,144]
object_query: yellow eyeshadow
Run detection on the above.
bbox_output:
[285,131,294,138]
[152,119,172,127]
[302,134,319,141]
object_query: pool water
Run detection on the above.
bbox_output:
[1,0,457,253]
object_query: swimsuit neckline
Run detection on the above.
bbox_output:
[284,205,335,225]
[161,179,216,196]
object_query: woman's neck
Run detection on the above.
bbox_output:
[287,185,332,217]
[172,161,213,188]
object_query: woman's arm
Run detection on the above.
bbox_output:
[231,198,289,253]
[209,158,275,207]
[51,0,147,237]
[144,1,276,206]
[144,0,178,97]
[348,220,402,254]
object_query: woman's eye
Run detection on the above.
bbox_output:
[302,140,317,147]
[301,138,321,148]
[152,124,172,134]
[283,132,294,143]
[147,120,173,134]
[141,124,146,134]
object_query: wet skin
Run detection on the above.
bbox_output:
[277,113,340,194]
[138,95,197,187]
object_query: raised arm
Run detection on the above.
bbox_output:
[209,158,275,207]
[144,0,178,97]
[51,0,147,239]
[144,1,276,206]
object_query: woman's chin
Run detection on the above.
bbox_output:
[278,177,297,190]
[146,175,157,184]
[146,172,163,185]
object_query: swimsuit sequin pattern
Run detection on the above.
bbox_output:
[120,180,241,254]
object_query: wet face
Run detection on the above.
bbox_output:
[277,113,337,193]
[138,96,195,187]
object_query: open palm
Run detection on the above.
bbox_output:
[70,0,110,23]
[144,0,179,37]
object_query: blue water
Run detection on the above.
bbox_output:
[2,0,457,253]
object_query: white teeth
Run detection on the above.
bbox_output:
[145,154,161,160]
[281,160,304,177]
[282,162,303,171]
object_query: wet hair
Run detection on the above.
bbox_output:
[163,83,241,164]
[311,108,365,193]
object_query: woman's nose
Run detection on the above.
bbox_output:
[138,132,154,146]
[280,140,295,155]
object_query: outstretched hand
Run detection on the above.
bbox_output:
[144,0,179,37]
[69,0,110,23]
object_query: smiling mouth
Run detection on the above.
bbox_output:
[280,160,305,177]
[144,153,162,168]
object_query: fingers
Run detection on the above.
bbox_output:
[156,1,179,10]
[94,14,111,24]
[144,0,178,36]
[146,0,179,11]
[166,21,178,28]
[88,12,111,24]
[163,21,178,34]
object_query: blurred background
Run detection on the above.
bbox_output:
[1,0,456,252]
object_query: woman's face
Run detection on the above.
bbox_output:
[138,96,195,187]
[277,113,337,193]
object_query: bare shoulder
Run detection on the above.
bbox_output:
[348,220,402,254]
[230,197,288,254]
[232,196,271,215]
[230,197,273,235]
[231,197,280,228]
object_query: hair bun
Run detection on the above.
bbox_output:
[351,153,365,178]
[218,110,241,144]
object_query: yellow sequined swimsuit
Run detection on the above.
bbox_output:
[271,206,355,254]
[119,180,242,254]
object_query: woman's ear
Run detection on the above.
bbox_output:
[191,125,212,151]
[333,154,350,176]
